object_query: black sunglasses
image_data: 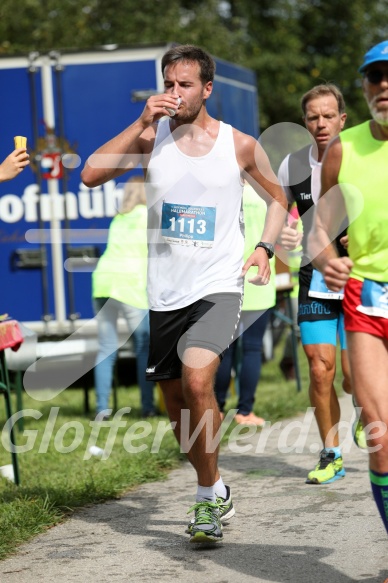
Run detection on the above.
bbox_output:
[364,69,388,84]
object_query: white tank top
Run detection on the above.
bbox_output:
[145,119,244,311]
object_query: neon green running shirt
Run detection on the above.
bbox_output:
[242,183,276,311]
[92,205,148,308]
[339,121,388,282]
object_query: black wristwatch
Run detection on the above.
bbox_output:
[254,242,275,259]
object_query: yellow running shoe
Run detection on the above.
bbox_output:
[352,398,367,449]
[353,419,367,449]
[306,450,346,484]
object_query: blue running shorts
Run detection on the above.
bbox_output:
[300,312,347,349]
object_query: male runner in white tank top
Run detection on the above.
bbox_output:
[82,44,287,544]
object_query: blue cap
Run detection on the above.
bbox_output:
[359,40,388,73]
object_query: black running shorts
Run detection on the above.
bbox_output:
[146,292,242,381]
[298,263,343,325]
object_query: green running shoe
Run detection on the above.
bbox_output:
[352,398,367,449]
[352,419,368,449]
[185,485,235,534]
[216,485,235,524]
[306,450,345,484]
[187,501,223,543]
[352,418,367,449]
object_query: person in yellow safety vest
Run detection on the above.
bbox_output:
[214,182,276,426]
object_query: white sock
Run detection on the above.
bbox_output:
[196,484,216,503]
[214,477,227,500]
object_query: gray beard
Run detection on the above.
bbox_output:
[370,106,388,127]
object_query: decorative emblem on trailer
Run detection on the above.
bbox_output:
[29,125,78,180]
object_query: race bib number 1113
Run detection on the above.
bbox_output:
[161,202,216,247]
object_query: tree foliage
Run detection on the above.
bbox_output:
[0,0,387,130]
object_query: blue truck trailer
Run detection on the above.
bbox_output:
[0,44,259,337]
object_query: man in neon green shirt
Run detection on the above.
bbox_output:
[309,40,388,536]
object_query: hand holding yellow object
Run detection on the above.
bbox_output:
[0,137,29,182]
[14,136,27,149]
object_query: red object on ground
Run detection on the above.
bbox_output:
[0,320,24,352]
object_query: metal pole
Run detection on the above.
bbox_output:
[28,52,52,325]
[41,57,67,326]
[50,51,79,324]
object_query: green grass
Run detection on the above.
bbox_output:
[0,339,343,560]
[0,386,182,559]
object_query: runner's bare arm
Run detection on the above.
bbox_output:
[308,137,353,291]
[81,93,181,187]
[234,131,288,284]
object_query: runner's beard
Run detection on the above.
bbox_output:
[178,97,204,123]
[371,110,388,126]
[368,98,388,127]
